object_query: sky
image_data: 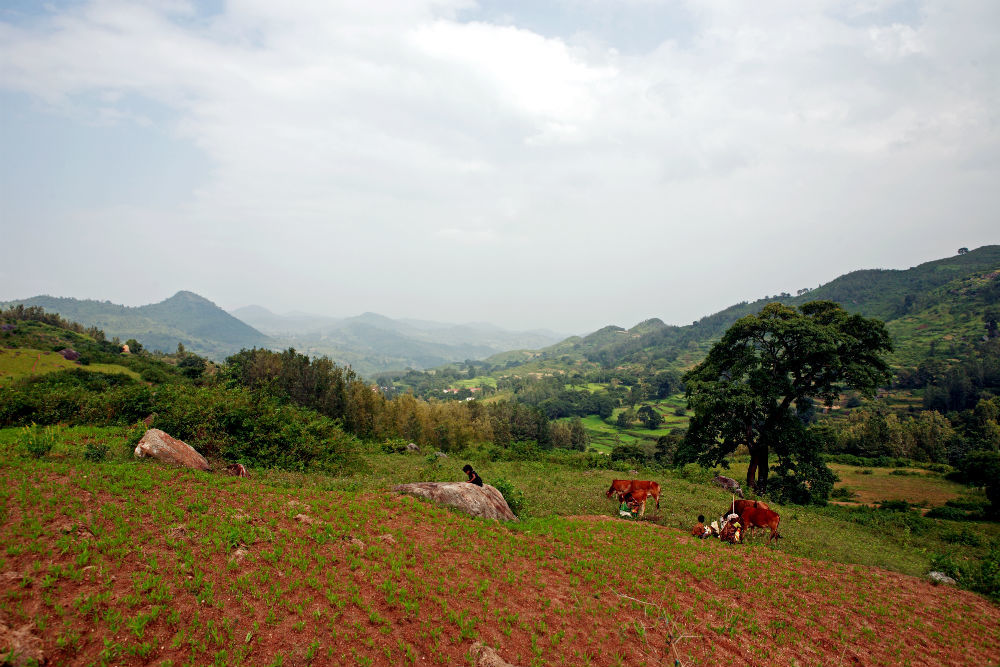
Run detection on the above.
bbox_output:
[1,0,998,335]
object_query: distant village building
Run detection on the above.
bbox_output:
[121,344,130,354]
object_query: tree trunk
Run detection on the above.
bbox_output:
[746,453,758,491]
[756,448,769,491]
[747,447,769,492]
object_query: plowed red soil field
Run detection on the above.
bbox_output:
[1,466,997,666]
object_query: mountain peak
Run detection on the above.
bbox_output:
[166,290,214,305]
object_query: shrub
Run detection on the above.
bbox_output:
[830,486,859,501]
[380,439,410,454]
[930,543,1000,602]
[83,439,110,463]
[491,476,525,518]
[879,499,913,512]
[926,506,970,521]
[942,527,983,547]
[930,550,963,580]
[610,443,645,464]
[20,424,57,459]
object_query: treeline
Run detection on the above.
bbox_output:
[896,339,1000,412]
[0,369,357,471]
[2,303,106,341]
[820,399,999,464]
[223,348,588,452]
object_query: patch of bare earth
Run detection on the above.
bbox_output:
[0,471,997,667]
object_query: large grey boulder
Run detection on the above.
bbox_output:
[928,571,957,586]
[393,482,518,521]
[134,429,210,471]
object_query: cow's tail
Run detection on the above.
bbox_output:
[655,482,661,509]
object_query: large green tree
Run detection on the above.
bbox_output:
[678,301,892,495]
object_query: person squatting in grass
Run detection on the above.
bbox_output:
[462,464,483,487]
[691,514,712,538]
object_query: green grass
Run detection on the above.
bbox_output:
[0,348,142,385]
[449,377,497,389]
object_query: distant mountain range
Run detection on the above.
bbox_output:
[230,306,565,375]
[6,245,996,375]
[0,292,565,373]
[0,291,270,361]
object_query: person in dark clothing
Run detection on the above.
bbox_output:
[462,464,483,486]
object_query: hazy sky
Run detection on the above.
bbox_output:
[1,1,997,334]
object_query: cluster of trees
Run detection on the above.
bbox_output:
[895,340,1000,413]
[223,348,587,452]
[827,397,1000,464]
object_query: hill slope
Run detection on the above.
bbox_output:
[485,245,1000,375]
[2,291,270,361]
[2,442,997,667]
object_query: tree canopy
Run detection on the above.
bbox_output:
[677,301,893,499]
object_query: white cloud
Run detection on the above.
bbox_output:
[1,0,998,331]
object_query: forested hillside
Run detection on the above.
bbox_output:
[2,291,271,361]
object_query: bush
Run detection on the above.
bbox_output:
[491,476,525,518]
[942,527,983,547]
[83,439,110,463]
[926,506,970,521]
[830,486,859,501]
[20,424,56,459]
[930,550,963,580]
[380,439,410,454]
[930,543,1000,602]
[610,443,645,464]
[879,500,913,512]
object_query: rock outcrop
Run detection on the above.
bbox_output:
[134,429,210,471]
[0,618,44,667]
[713,475,744,498]
[470,642,522,667]
[393,482,518,521]
[928,571,957,586]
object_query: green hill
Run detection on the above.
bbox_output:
[1,291,271,361]
[481,245,1000,376]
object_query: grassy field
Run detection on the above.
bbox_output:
[829,464,971,507]
[1,427,998,666]
[579,395,689,453]
[0,348,142,385]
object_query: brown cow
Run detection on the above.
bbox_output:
[606,480,660,516]
[739,505,781,544]
[722,498,770,521]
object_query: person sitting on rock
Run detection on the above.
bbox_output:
[462,464,483,486]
